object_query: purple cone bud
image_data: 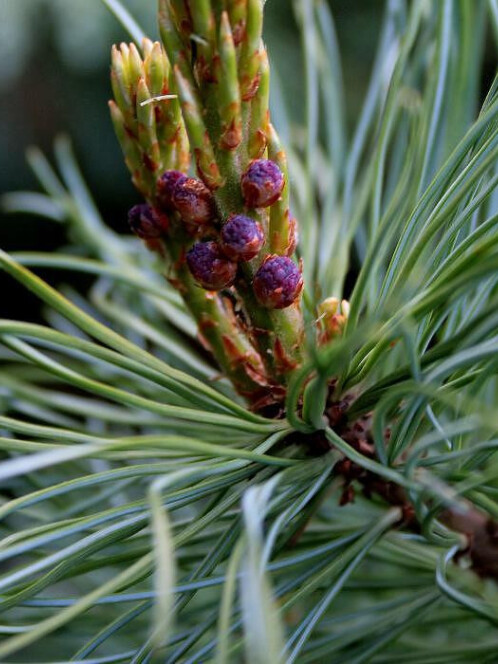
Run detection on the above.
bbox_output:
[241,159,284,208]
[157,170,187,211]
[220,214,265,262]
[187,241,237,290]
[253,255,303,309]
[172,177,216,225]
[128,204,168,239]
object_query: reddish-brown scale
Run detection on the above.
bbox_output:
[221,116,243,150]
[286,214,298,255]
[251,128,267,159]
[232,22,246,46]
[318,314,347,345]
[196,56,218,84]
[241,73,261,102]
[194,148,223,190]
[271,211,298,256]
[220,335,267,388]
[168,126,181,145]
[142,153,158,172]
[241,361,272,389]
[198,315,218,333]
[221,334,245,365]
[197,314,218,354]
[273,337,300,374]
[249,384,287,415]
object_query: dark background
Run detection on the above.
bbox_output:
[0,0,495,321]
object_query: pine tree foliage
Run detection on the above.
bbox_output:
[1,1,498,662]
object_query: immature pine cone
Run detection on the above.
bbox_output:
[187,241,237,290]
[241,159,285,208]
[157,170,188,210]
[220,214,264,262]
[172,177,216,225]
[253,255,303,309]
[128,204,168,239]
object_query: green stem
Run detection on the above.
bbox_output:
[162,237,273,402]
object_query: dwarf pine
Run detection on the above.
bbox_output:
[1,1,498,662]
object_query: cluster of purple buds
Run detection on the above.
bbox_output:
[239,160,302,309]
[129,161,301,308]
[155,171,263,292]
[186,214,264,292]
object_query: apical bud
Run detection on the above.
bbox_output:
[128,203,168,239]
[253,255,303,309]
[187,241,237,290]
[220,214,265,262]
[172,177,217,225]
[157,170,188,211]
[241,159,284,208]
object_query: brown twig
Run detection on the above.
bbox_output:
[324,403,498,580]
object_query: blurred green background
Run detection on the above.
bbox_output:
[0,0,495,319]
